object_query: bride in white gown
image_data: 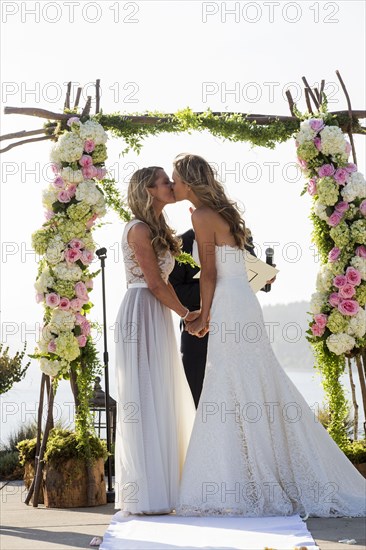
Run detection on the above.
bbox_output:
[114,167,197,515]
[171,153,366,518]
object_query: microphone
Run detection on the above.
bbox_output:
[264,248,274,293]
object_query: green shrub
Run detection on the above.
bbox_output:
[342,440,366,464]
[0,451,23,480]
[0,342,30,394]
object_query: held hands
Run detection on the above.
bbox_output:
[184,310,201,323]
[185,315,209,338]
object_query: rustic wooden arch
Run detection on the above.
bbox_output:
[1,72,365,507]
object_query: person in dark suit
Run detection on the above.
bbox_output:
[169,227,274,408]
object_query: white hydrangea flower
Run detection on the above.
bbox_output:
[34,268,55,293]
[37,325,54,353]
[313,200,329,221]
[39,357,64,377]
[79,120,108,145]
[42,187,58,210]
[349,172,366,199]
[49,310,75,334]
[316,264,334,293]
[350,256,366,280]
[75,180,103,205]
[56,132,84,163]
[320,126,347,156]
[45,236,65,265]
[326,333,356,355]
[346,307,366,338]
[94,197,107,217]
[53,261,83,281]
[296,121,316,145]
[310,291,327,314]
[61,167,84,184]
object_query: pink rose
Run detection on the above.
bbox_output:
[67,184,77,198]
[77,335,87,347]
[45,293,60,308]
[345,163,357,173]
[85,279,93,289]
[35,293,44,303]
[69,298,84,311]
[307,178,317,196]
[44,210,55,220]
[86,212,98,229]
[58,190,71,203]
[80,250,94,265]
[329,292,341,307]
[314,313,328,329]
[356,245,366,258]
[59,297,70,310]
[318,164,335,178]
[345,267,362,286]
[81,319,91,336]
[51,163,61,175]
[84,139,95,153]
[67,116,80,127]
[333,168,349,186]
[69,239,84,249]
[333,275,347,288]
[64,248,82,263]
[313,137,322,151]
[53,176,65,189]
[75,281,89,301]
[48,340,57,353]
[328,247,341,263]
[297,158,308,170]
[360,200,366,216]
[79,154,93,168]
[82,165,98,179]
[339,283,356,299]
[328,211,342,227]
[75,312,85,325]
[334,201,349,214]
[309,118,325,132]
[338,299,359,316]
[311,323,325,337]
[94,167,107,180]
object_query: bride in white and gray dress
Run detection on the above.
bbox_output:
[171,153,366,518]
[114,166,197,515]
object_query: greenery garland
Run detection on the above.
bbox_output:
[95,108,300,155]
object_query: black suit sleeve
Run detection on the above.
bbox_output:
[169,230,201,311]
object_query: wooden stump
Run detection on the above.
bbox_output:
[24,461,44,504]
[354,462,366,479]
[43,458,107,508]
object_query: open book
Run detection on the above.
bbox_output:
[192,244,279,293]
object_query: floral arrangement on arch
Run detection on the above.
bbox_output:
[295,112,366,357]
[31,116,108,381]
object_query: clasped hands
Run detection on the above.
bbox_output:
[183,310,209,338]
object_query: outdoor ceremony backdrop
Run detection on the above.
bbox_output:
[1,0,365,440]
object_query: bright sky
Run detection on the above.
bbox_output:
[0,1,365,437]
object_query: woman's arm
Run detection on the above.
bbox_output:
[128,222,200,321]
[185,208,217,335]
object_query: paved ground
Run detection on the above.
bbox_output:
[1,481,365,550]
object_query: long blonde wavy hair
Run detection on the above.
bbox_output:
[173,154,252,249]
[127,166,181,256]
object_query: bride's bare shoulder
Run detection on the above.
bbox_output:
[191,206,218,223]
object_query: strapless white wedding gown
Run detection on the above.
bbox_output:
[177,244,366,518]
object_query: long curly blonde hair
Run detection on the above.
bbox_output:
[127,166,181,256]
[173,154,252,249]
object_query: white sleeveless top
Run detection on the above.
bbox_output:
[122,219,175,288]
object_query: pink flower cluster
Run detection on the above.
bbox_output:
[65,238,94,267]
[79,153,106,180]
[329,267,361,315]
[310,313,328,337]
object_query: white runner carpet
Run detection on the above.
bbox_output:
[100,512,319,549]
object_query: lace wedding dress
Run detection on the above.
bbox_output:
[177,244,366,518]
[114,219,195,514]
